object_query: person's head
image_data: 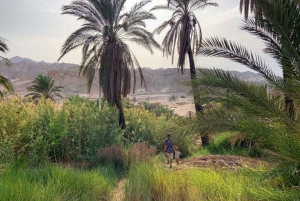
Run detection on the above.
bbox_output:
[167,134,171,138]
[175,146,179,150]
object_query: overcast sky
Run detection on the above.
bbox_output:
[0,0,281,74]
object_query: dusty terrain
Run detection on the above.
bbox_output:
[128,92,195,116]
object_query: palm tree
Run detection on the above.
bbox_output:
[198,0,300,121]
[239,0,299,19]
[0,37,14,97]
[151,0,218,114]
[58,0,159,129]
[239,0,260,19]
[189,0,300,183]
[26,74,63,101]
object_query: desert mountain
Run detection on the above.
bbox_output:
[0,56,266,98]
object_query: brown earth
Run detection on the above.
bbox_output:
[177,155,271,170]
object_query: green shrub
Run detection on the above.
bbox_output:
[0,96,123,166]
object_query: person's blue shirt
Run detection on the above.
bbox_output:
[164,138,174,153]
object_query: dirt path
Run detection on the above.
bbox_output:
[111,179,125,201]
[161,155,271,170]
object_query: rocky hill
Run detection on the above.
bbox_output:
[0,56,266,97]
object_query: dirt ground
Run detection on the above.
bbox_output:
[128,92,195,116]
[176,155,271,170]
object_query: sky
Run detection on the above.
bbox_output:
[0,0,281,74]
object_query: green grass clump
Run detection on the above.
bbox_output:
[125,163,300,201]
[0,165,117,201]
[193,132,250,157]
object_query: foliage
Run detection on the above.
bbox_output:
[124,105,175,148]
[58,96,122,161]
[189,0,300,185]
[59,0,160,129]
[0,37,14,97]
[26,74,63,102]
[0,95,187,167]
[152,0,218,71]
[128,142,156,166]
[168,95,177,101]
[193,132,260,157]
[0,165,117,201]
[94,145,127,170]
[0,96,122,167]
[138,101,175,118]
[125,163,300,201]
[152,0,218,114]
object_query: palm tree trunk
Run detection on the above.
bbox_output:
[187,46,203,114]
[116,97,126,129]
[283,72,295,121]
[187,46,209,146]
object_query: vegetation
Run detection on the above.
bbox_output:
[186,0,300,185]
[0,165,117,201]
[125,163,300,201]
[58,0,160,129]
[1,0,300,200]
[26,74,63,101]
[0,37,14,97]
[152,0,218,114]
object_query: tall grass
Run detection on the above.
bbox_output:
[0,165,117,201]
[125,163,300,201]
[193,132,260,157]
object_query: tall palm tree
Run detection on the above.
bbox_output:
[239,0,260,19]
[26,74,63,101]
[190,0,300,182]
[58,0,159,129]
[151,0,218,114]
[198,0,300,121]
[239,0,299,19]
[0,37,14,97]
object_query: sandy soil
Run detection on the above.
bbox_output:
[128,92,195,116]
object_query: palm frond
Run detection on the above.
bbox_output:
[198,37,283,88]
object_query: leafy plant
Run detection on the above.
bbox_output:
[0,37,14,97]
[189,0,300,185]
[26,74,63,102]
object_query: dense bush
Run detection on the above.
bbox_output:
[0,96,122,166]
[137,101,175,118]
[124,105,175,148]
[56,96,122,161]
[95,145,127,169]
[0,95,195,167]
[128,142,156,165]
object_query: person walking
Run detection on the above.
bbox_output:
[174,146,181,165]
[164,134,175,168]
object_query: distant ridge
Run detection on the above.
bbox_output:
[2,56,267,97]
[10,56,36,64]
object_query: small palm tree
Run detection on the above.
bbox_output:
[26,74,63,101]
[58,0,159,129]
[152,0,218,114]
[0,37,14,97]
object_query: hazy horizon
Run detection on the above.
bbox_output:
[1,0,281,75]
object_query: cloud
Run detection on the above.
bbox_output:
[198,6,241,26]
